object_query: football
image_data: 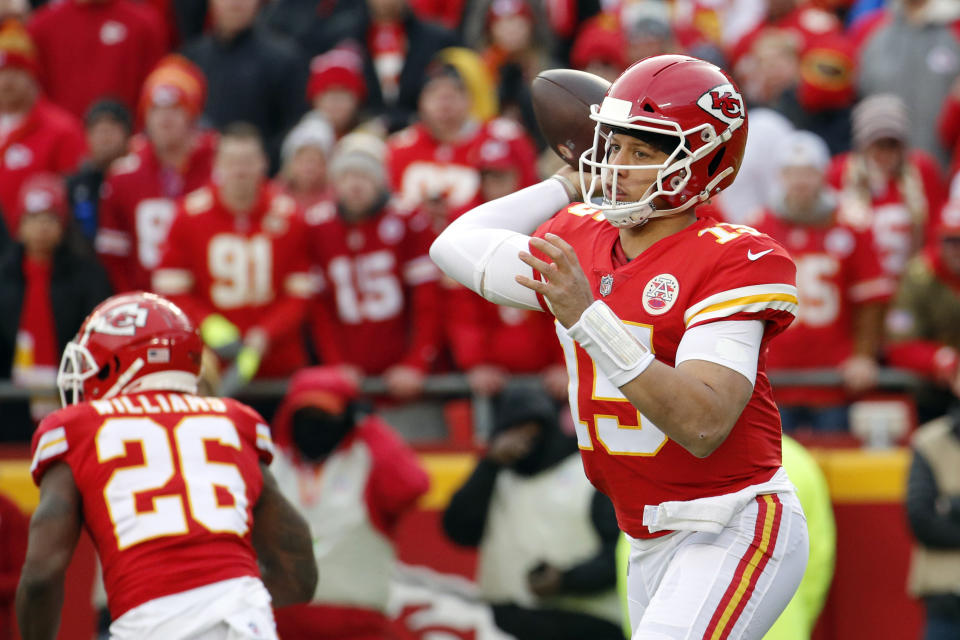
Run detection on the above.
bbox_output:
[531,69,611,168]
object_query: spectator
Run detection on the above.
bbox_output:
[461,0,552,55]
[829,94,948,280]
[307,132,442,399]
[152,123,314,387]
[0,493,27,640]
[270,366,429,640]
[712,106,795,223]
[937,76,960,179]
[728,0,842,70]
[774,33,856,154]
[279,114,335,211]
[480,0,553,145]
[442,387,623,640]
[0,173,111,440]
[569,13,626,83]
[736,28,802,110]
[886,199,960,423]
[26,0,166,120]
[621,0,681,64]
[755,131,893,432]
[388,53,535,224]
[65,99,132,243]
[332,0,459,133]
[181,0,308,170]
[444,131,565,400]
[906,406,960,640]
[0,19,85,239]
[95,54,214,293]
[306,44,369,140]
[857,0,960,168]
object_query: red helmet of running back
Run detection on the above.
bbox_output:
[579,54,749,228]
[57,292,202,406]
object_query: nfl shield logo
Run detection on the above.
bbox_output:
[599,274,614,297]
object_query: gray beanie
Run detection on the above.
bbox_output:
[328,132,388,186]
[852,94,910,150]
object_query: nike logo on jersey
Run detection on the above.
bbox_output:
[747,249,773,261]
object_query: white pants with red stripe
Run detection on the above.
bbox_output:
[626,491,808,640]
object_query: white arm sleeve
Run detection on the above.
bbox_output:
[675,320,764,387]
[429,179,572,311]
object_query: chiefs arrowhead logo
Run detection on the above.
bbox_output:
[697,83,745,126]
[92,303,149,336]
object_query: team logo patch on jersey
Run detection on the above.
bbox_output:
[642,274,679,315]
[696,83,744,126]
[599,274,614,297]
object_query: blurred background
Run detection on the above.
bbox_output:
[1,0,960,637]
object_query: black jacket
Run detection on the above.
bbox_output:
[181,26,309,170]
[66,162,106,243]
[0,243,112,378]
[0,242,111,441]
[262,4,458,133]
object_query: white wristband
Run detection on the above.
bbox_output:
[566,300,655,387]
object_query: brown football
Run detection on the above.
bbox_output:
[531,69,611,168]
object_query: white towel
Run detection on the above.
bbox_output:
[642,468,796,534]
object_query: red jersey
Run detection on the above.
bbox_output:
[752,209,894,404]
[444,281,563,373]
[828,150,947,278]
[0,98,85,233]
[306,200,441,374]
[27,0,166,119]
[533,209,798,538]
[387,118,538,216]
[29,392,274,619]
[153,183,313,377]
[95,133,216,293]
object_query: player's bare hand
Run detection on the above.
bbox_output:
[384,364,424,399]
[516,233,595,328]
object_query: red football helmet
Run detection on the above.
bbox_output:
[579,55,749,227]
[57,292,203,406]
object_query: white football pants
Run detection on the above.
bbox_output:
[109,576,278,640]
[626,491,808,640]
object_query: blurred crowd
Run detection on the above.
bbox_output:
[1,0,960,442]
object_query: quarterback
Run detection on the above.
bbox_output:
[15,293,317,640]
[431,55,809,639]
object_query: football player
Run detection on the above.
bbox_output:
[15,292,316,639]
[431,55,809,638]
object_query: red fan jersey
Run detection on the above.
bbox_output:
[306,201,441,374]
[96,133,216,293]
[827,150,947,278]
[0,98,85,233]
[27,0,167,119]
[532,208,798,538]
[752,209,893,403]
[386,118,537,215]
[153,183,314,377]
[29,392,274,619]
